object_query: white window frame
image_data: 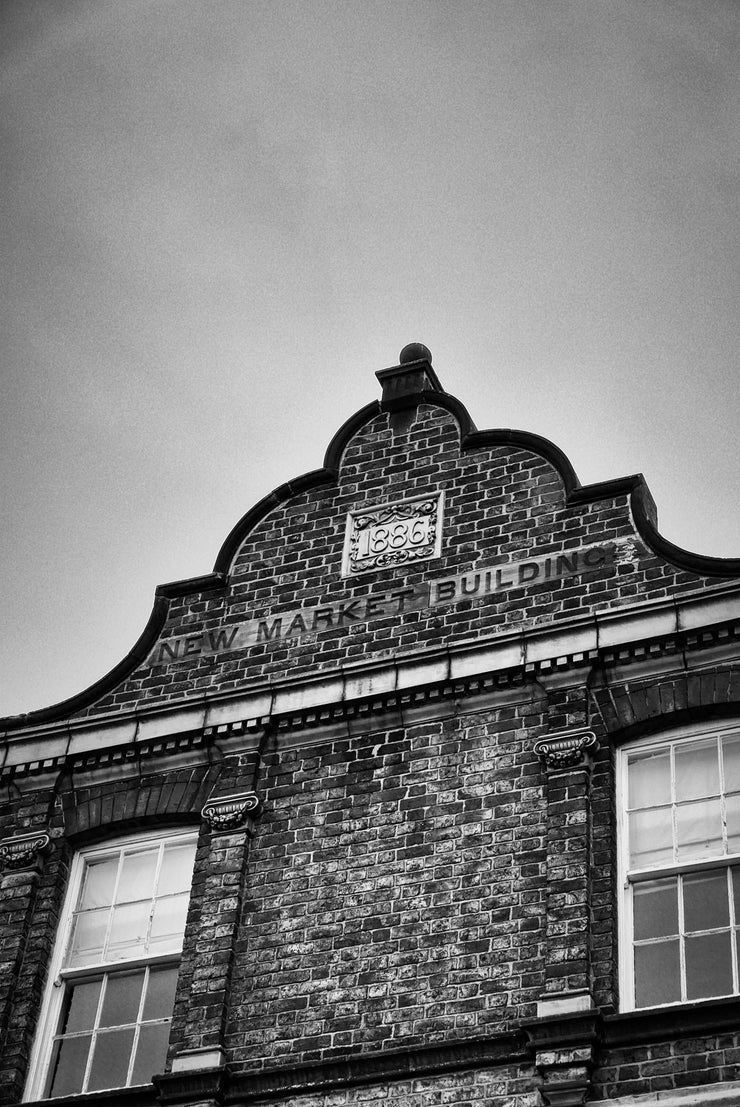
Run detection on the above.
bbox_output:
[618,719,740,1011]
[24,827,196,1101]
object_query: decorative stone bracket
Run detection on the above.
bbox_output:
[0,830,52,872]
[201,791,262,834]
[534,730,597,771]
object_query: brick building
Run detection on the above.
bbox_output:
[2,344,740,1107]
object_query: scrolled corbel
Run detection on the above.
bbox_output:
[201,791,262,834]
[0,830,52,872]
[534,730,598,771]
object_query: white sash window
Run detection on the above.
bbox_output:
[25,829,197,1100]
[619,723,740,1009]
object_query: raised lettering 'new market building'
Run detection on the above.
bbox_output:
[3,345,740,1107]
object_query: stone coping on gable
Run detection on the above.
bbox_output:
[2,582,740,777]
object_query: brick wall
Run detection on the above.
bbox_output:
[223,708,546,1072]
[231,1063,538,1107]
[593,1033,740,1100]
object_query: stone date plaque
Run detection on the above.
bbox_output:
[342,492,444,577]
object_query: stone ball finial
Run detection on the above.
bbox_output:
[399,342,432,365]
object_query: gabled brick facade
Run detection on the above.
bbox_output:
[2,346,740,1107]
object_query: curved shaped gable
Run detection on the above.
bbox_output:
[4,351,739,730]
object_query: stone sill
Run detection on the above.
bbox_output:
[23,1085,156,1107]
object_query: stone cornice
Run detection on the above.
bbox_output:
[2,584,740,777]
[149,1002,740,1107]
[154,1032,527,1105]
[0,727,219,782]
[226,1033,528,1101]
[152,1032,527,1105]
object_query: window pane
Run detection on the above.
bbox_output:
[149,894,189,952]
[48,1034,92,1097]
[142,966,179,1021]
[726,792,740,854]
[628,750,671,809]
[733,867,740,922]
[99,971,145,1028]
[675,740,719,801]
[676,798,722,861]
[629,807,673,868]
[68,907,109,967]
[633,879,678,940]
[634,940,681,1007]
[158,843,196,896]
[131,1022,171,1085]
[683,869,730,932]
[87,1027,135,1091]
[107,901,151,959]
[118,849,158,904]
[63,979,102,1034]
[685,931,733,1000]
[722,735,740,792]
[42,834,195,1098]
[80,858,118,910]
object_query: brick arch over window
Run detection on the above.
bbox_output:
[57,762,220,842]
[590,667,740,742]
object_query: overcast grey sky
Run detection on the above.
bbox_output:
[2,0,738,716]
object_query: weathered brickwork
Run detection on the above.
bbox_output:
[236,1063,539,1107]
[593,1034,740,1100]
[225,708,547,1071]
[538,760,593,998]
[589,742,618,1015]
[2,352,740,1107]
